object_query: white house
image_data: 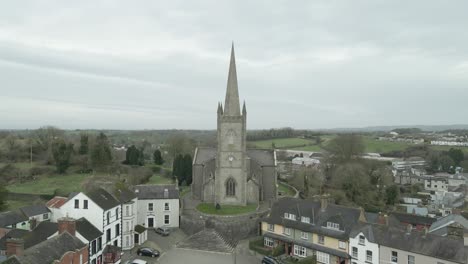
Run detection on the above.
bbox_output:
[52,189,122,249]
[349,224,379,264]
[133,185,180,229]
[424,177,448,192]
[116,189,139,250]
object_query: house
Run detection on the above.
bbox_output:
[389,212,436,231]
[115,188,138,250]
[133,184,180,230]
[425,177,449,192]
[74,218,105,264]
[349,223,379,264]
[261,197,364,264]
[53,189,122,249]
[291,157,320,167]
[2,231,88,264]
[0,211,29,238]
[429,214,468,236]
[448,173,467,188]
[18,205,51,227]
[46,196,68,222]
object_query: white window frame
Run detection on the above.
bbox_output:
[338,240,346,249]
[164,214,170,225]
[301,216,310,223]
[42,213,49,220]
[316,251,330,264]
[366,250,372,262]
[391,251,398,263]
[326,222,340,230]
[284,213,296,221]
[164,202,170,211]
[283,227,291,236]
[318,235,324,244]
[293,245,306,258]
[301,231,308,240]
[148,203,154,211]
[408,255,415,264]
[352,247,358,258]
[267,224,274,232]
[264,237,274,247]
[359,235,365,245]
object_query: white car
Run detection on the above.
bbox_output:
[125,259,147,264]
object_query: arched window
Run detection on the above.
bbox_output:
[226,129,236,145]
[226,178,236,196]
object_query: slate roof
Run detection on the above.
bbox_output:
[86,188,120,210]
[262,197,362,239]
[0,211,28,228]
[8,232,86,264]
[45,196,68,208]
[429,214,468,236]
[365,212,379,224]
[193,147,276,166]
[19,205,50,217]
[351,223,467,264]
[390,212,436,226]
[133,184,179,200]
[0,229,30,250]
[76,217,103,241]
[114,188,137,203]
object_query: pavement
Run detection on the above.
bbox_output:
[121,228,263,264]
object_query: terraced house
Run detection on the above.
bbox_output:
[261,197,365,264]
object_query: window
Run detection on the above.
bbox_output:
[301,232,308,240]
[97,237,102,251]
[408,255,415,264]
[283,227,291,236]
[352,247,358,258]
[359,235,365,245]
[226,178,236,196]
[318,235,324,244]
[91,240,97,255]
[366,250,372,262]
[125,221,129,232]
[165,202,170,211]
[301,216,310,223]
[74,199,79,209]
[125,236,129,247]
[339,241,346,249]
[284,213,296,220]
[83,200,88,209]
[264,237,274,247]
[316,251,330,264]
[125,205,129,216]
[148,203,154,211]
[267,224,274,232]
[106,229,111,242]
[293,245,306,257]
[326,222,340,230]
[164,215,170,225]
[116,208,119,220]
[42,213,49,220]
[107,212,110,224]
[391,251,398,263]
[115,223,120,236]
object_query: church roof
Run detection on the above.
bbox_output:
[193,147,275,166]
[224,43,241,116]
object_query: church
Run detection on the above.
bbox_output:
[191,45,277,206]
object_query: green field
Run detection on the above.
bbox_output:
[147,174,173,185]
[196,203,257,215]
[278,182,296,197]
[6,173,92,195]
[5,200,34,211]
[250,138,317,149]
[362,137,413,153]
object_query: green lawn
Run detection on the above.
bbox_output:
[4,200,35,211]
[362,137,413,153]
[290,145,323,152]
[278,182,296,196]
[196,203,257,215]
[250,138,316,149]
[429,145,468,154]
[6,173,92,195]
[147,174,173,185]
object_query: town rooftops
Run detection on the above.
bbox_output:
[133,184,179,200]
[45,196,68,208]
[429,214,468,236]
[351,223,467,264]
[114,188,137,203]
[390,212,437,227]
[86,188,120,211]
[4,232,86,264]
[76,217,103,241]
[263,197,362,239]
[0,221,58,251]
[0,211,28,228]
[18,205,50,217]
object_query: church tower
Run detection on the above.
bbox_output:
[215,44,248,206]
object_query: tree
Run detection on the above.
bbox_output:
[91,132,112,168]
[183,154,193,185]
[448,148,464,166]
[124,145,144,166]
[52,140,74,173]
[153,149,164,165]
[78,133,89,155]
[172,154,184,185]
[326,134,365,162]
[385,185,400,205]
[0,185,8,211]
[331,163,370,204]
[439,154,455,172]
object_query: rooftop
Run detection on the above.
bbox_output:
[133,184,179,200]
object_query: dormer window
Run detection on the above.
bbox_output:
[301,216,310,223]
[284,213,296,221]
[359,235,365,245]
[326,222,340,230]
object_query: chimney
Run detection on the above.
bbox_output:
[58,217,76,236]
[164,189,169,199]
[320,195,329,212]
[377,213,388,226]
[6,238,24,257]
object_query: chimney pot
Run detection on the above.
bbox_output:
[6,238,24,257]
[58,217,76,236]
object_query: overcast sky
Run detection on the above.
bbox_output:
[1,1,467,130]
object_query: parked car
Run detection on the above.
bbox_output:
[136,247,160,258]
[155,227,170,236]
[124,259,147,264]
[262,256,280,264]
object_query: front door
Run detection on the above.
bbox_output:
[148,217,154,228]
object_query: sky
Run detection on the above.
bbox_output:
[0,1,467,130]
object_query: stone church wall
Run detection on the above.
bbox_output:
[246,180,259,204]
[262,166,277,202]
[191,164,204,200]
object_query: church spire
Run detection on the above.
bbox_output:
[224,43,241,116]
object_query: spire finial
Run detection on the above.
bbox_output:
[224,43,241,116]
